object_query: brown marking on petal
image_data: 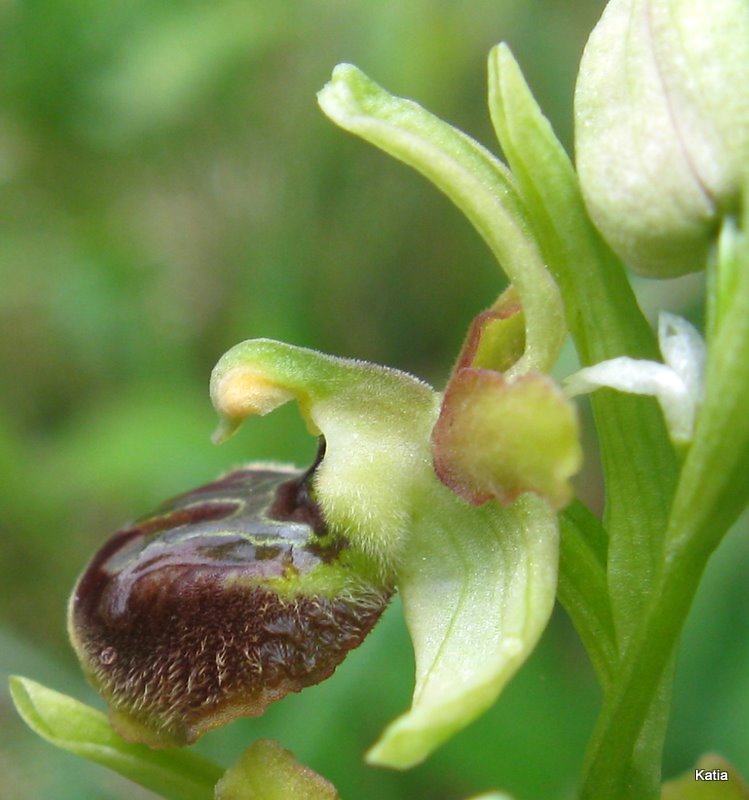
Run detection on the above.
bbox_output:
[132,502,242,537]
[171,467,289,500]
[72,501,242,629]
[269,470,327,535]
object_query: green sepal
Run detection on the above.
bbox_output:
[318,63,565,376]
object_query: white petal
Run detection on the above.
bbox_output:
[658,312,706,402]
[564,357,679,398]
[564,356,695,444]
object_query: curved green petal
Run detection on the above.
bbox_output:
[318,63,565,376]
[367,494,558,768]
[433,368,581,509]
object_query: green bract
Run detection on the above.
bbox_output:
[575,0,749,276]
[9,676,341,800]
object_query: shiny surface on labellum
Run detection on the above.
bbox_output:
[68,452,391,747]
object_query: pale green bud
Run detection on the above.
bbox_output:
[575,0,749,277]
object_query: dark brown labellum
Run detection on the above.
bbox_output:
[68,450,391,747]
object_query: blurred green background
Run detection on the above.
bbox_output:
[1,1,746,798]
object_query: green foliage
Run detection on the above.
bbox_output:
[9,676,222,800]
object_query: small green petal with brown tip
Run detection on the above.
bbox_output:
[452,287,525,375]
[433,368,581,509]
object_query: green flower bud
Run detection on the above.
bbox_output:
[575,0,749,276]
[68,447,391,748]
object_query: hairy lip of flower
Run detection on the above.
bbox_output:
[68,455,391,747]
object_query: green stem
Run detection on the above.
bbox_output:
[580,217,749,799]
[487,47,687,798]
[579,538,707,799]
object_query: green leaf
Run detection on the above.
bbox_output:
[318,63,565,377]
[366,494,558,768]
[214,739,339,800]
[667,218,749,557]
[9,676,222,800]
[488,42,678,799]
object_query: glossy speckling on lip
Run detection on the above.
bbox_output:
[68,457,391,747]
